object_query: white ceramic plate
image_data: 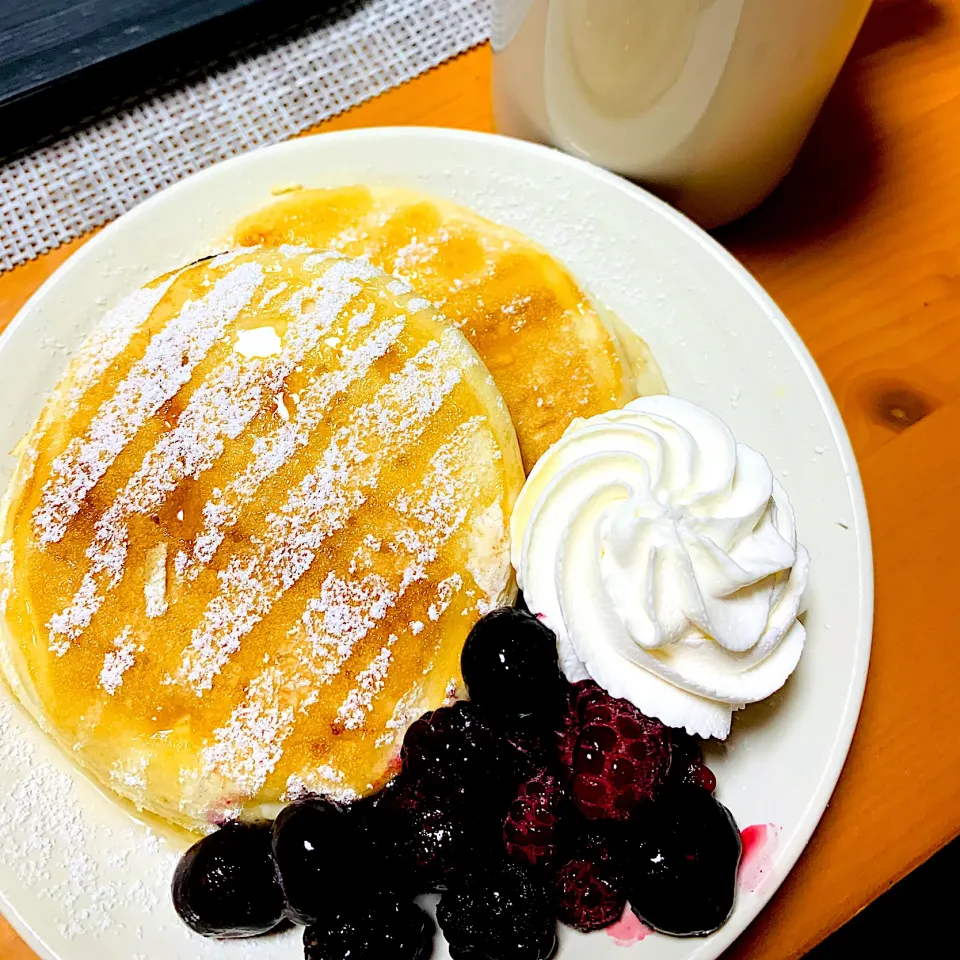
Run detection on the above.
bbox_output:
[0,128,872,960]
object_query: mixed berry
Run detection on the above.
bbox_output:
[172,604,742,956]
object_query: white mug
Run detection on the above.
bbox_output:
[492,0,873,227]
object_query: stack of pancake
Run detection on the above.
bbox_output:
[0,187,664,832]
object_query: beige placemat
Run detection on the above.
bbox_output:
[0,0,491,273]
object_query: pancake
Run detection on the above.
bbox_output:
[0,247,525,832]
[232,185,667,472]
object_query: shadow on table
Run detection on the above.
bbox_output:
[803,834,957,957]
[715,0,947,255]
[0,0,372,161]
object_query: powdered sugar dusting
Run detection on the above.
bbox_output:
[99,627,136,695]
[335,635,397,731]
[334,574,461,731]
[143,543,168,619]
[64,279,177,417]
[0,692,289,954]
[46,257,368,648]
[200,418,491,797]
[32,261,265,546]
[0,539,12,614]
[177,331,466,695]
[428,573,463,622]
[179,314,406,580]
[283,766,357,805]
[375,681,425,750]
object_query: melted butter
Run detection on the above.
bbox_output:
[234,325,282,358]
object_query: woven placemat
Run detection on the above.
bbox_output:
[0,0,491,273]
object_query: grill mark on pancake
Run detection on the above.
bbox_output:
[331,215,501,321]
[32,261,265,546]
[178,311,406,581]
[199,419,488,795]
[45,260,371,650]
[176,331,468,695]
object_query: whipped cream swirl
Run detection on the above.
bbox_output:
[511,396,809,739]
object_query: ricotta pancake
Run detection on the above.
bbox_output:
[232,185,667,472]
[0,248,524,832]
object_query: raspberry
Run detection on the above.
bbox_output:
[560,684,672,821]
[503,771,565,870]
[555,680,606,777]
[554,858,625,932]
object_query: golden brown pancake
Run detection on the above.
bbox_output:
[232,185,666,472]
[0,248,524,832]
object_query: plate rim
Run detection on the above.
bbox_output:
[0,125,874,960]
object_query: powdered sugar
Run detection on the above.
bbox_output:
[283,766,358,805]
[46,257,369,649]
[0,692,291,955]
[63,279,177,418]
[143,544,168,619]
[33,261,265,546]
[336,572,463,730]
[0,540,12,615]
[335,636,398,731]
[99,627,136,695]
[177,331,466,694]
[178,314,406,580]
[200,418,491,797]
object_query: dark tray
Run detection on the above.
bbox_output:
[0,0,327,159]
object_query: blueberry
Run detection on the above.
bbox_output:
[617,787,742,937]
[437,859,557,960]
[303,898,434,960]
[273,796,379,925]
[461,608,564,722]
[172,821,284,939]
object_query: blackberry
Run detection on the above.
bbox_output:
[303,898,434,960]
[401,701,526,802]
[378,775,487,892]
[437,860,557,960]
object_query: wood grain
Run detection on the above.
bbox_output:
[2,0,960,955]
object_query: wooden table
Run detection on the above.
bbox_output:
[2,0,959,955]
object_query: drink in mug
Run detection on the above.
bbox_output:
[493,0,873,227]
